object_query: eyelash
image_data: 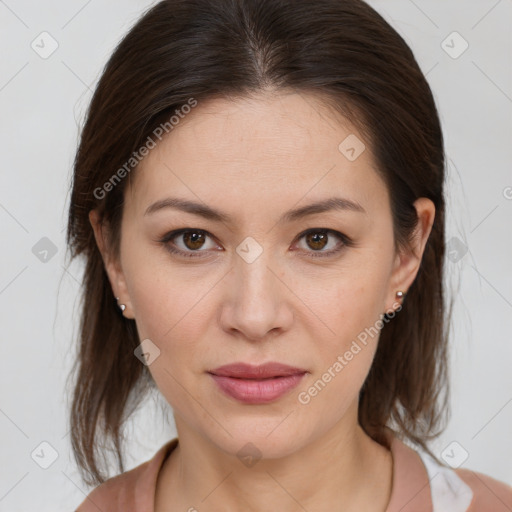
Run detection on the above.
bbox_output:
[159,228,353,259]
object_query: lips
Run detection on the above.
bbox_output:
[209,362,308,379]
[208,362,308,404]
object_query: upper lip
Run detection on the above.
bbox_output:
[209,362,308,379]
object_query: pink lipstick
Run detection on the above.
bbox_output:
[208,362,307,404]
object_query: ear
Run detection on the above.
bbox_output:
[89,209,135,319]
[385,197,435,312]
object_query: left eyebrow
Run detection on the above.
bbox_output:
[281,196,366,222]
[144,196,366,224]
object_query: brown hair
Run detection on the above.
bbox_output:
[66,0,450,486]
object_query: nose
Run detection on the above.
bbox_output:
[219,249,294,342]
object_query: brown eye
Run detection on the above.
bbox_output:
[182,230,207,250]
[305,231,329,251]
[295,229,351,258]
[160,227,352,260]
[161,229,219,258]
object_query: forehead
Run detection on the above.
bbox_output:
[127,91,388,217]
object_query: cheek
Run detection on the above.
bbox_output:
[118,231,193,341]
[293,256,391,407]
[295,284,384,419]
[124,260,212,415]
[307,259,391,350]
[128,265,209,351]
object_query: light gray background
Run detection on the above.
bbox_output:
[1,0,511,510]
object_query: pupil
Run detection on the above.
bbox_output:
[309,232,326,250]
[186,231,204,249]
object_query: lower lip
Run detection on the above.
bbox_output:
[209,373,306,404]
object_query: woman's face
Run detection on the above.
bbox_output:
[94,90,433,458]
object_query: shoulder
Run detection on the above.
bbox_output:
[415,443,512,512]
[75,439,179,512]
[454,467,512,511]
[386,431,512,512]
[75,469,139,512]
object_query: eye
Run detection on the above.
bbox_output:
[294,228,351,258]
[159,227,352,259]
[160,228,220,258]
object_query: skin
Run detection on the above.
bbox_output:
[90,89,435,512]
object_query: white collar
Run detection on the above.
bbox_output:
[417,449,474,511]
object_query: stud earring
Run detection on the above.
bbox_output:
[383,291,405,318]
[115,297,126,312]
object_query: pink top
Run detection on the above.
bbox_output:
[75,436,512,511]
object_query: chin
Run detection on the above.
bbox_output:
[200,413,314,461]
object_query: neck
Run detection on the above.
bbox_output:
[155,406,393,512]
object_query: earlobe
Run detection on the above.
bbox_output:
[116,297,126,312]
